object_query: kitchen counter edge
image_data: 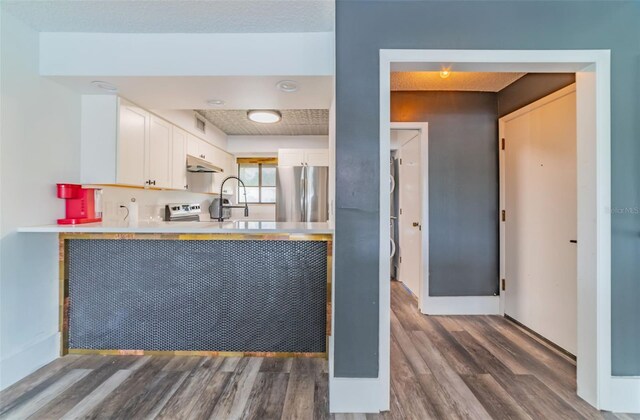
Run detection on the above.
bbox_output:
[17,222,334,235]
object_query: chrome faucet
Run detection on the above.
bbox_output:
[218,176,249,221]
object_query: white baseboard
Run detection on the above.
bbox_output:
[0,333,60,391]
[421,296,500,315]
[329,376,387,413]
[605,376,640,414]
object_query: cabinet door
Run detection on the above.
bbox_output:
[171,126,188,190]
[148,116,172,188]
[278,149,305,167]
[187,134,200,157]
[221,153,236,195]
[199,141,217,163]
[304,149,329,167]
[117,104,148,186]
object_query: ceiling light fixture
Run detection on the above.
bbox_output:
[91,80,118,92]
[439,69,452,79]
[206,99,225,106]
[276,80,298,93]
[247,110,282,124]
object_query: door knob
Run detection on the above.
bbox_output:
[412,222,419,227]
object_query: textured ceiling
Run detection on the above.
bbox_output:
[197,109,328,135]
[391,72,526,92]
[2,0,334,33]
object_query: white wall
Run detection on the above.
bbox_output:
[227,135,328,156]
[39,32,334,77]
[151,109,227,151]
[0,11,82,390]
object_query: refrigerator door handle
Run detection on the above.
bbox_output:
[300,166,306,221]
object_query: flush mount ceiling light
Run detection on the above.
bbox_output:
[206,99,225,106]
[276,80,298,93]
[439,68,452,79]
[247,110,282,124]
[91,80,117,92]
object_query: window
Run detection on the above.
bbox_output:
[237,158,278,204]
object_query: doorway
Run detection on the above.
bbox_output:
[390,125,427,307]
[379,49,612,412]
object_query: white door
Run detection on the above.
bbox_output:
[398,134,422,297]
[117,103,148,186]
[171,126,187,190]
[503,88,577,354]
[148,116,172,188]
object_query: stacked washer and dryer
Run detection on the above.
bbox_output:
[390,153,400,280]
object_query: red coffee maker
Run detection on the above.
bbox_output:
[57,183,102,225]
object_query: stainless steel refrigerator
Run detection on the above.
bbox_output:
[276,166,329,222]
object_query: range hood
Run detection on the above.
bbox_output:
[186,155,223,173]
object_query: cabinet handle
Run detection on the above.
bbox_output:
[151,180,156,186]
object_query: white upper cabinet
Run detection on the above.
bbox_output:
[186,134,200,158]
[221,154,236,195]
[148,115,172,188]
[278,149,329,167]
[278,149,305,167]
[117,103,149,186]
[171,126,188,190]
[304,149,330,166]
[82,96,234,193]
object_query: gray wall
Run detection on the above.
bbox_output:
[391,91,499,296]
[335,0,640,378]
[498,73,576,117]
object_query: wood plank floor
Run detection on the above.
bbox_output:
[1,281,636,420]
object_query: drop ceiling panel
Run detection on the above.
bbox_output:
[391,72,526,92]
[197,109,328,136]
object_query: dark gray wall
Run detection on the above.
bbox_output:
[335,0,640,378]
[498,73,576,117]
[391,91,499,296]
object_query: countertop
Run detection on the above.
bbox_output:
[18,220,334,234]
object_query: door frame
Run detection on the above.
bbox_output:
[376,49,624,413]
[391,122,428,312]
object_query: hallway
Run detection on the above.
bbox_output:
[0,282,631,419]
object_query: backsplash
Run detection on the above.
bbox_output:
[100,186,275,223]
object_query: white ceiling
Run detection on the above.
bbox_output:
[391,72,526,92]
[50,76,333,110]
[2,0,334,33]
[197,109,328,135]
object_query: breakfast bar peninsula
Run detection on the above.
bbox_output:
[19,221,333,358]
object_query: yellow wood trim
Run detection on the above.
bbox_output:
[236,157,278,165]
[68,349,326,359]
[59,236,68,356]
